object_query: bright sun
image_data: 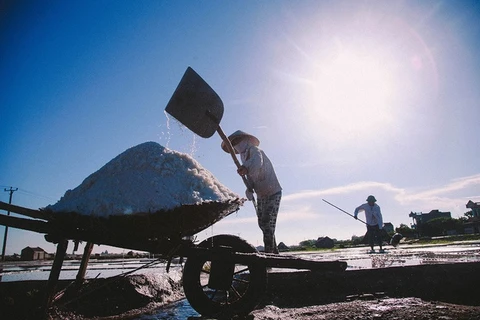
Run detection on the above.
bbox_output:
[304,48,395,145]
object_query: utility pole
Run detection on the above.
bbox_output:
[2,187,18,261]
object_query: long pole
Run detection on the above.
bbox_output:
[322,199,367,225]
[2,187,18,261]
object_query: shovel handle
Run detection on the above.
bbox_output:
[216,126,253,190]
[216,126,243,169]
[205,111,257,209]
[204,110,243,169]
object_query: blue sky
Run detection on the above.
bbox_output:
[1,0,479,255]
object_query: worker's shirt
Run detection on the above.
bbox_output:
[354,203,383,228]
[239,145,282,199]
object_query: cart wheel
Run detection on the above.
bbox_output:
[183,234,267,317]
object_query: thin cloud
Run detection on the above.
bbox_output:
[283,175,480,216]
[283,181,403,202]
[217,175,480,235]
[278,206,320,222]
[400,174,480,201]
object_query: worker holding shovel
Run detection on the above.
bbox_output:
[222,130,282,254]
[354,195,385,253]
[165,68,282,253]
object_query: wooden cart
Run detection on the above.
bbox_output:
[0,200,346,317]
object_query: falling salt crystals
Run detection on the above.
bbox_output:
[47,142,239,216]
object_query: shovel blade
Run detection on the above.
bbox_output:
[165,67,224,138]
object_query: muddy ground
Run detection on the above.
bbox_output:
[1,262,480,319]
[250,298,480,320]
[0,274,183,320]
[250,261,480,320]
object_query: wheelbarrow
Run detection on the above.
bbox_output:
[0,200,346,317]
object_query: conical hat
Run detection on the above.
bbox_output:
[221,130,260,153]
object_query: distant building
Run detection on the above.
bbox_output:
[315,236,334,249]
[278,242,290,252]
[21,246,46,261]
[256,245,265,252]
[466,200,480,218]
[383,222,394,233]
[409,210,452,228]
[465,200,480,234]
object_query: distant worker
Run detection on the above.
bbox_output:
[222,130,282,254]
[354,195,384,253]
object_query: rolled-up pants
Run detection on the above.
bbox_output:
[257,191,282,254]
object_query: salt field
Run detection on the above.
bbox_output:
[2,241,480,319]
[2,241,480,283]
[292,241,480,270]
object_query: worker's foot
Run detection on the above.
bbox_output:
[368,249,376,254]
[379,249,385,253]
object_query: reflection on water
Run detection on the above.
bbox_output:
[292,242,480,270]
[0,258,179,282]
[134,299,200,320]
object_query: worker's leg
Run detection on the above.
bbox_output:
[268,192,281,254]
[377,228,383,251]
[369,225,383,251]
[256,198,270,252]
[257,192,282,253]
[366,226,375,252]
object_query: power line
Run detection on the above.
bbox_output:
[17,188,58,202]
[0,186,57,202]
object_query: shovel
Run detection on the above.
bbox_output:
[165,67,256,208]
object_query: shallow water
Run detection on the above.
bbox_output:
[291,241,480,270]
[134,299,200,319]
[138,241,480,319]
[0,258,181,282]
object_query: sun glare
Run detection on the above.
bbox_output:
[305,48,395,144]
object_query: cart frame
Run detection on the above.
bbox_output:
[0,201,346,317]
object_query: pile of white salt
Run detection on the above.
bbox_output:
[47,142,239,216]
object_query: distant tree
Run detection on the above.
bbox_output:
[422,217,464,237]
[396,223,416,238]
[299,239,316,248]
[464,210,474,218]
[351,235,364,245]
[458,216,468,223]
